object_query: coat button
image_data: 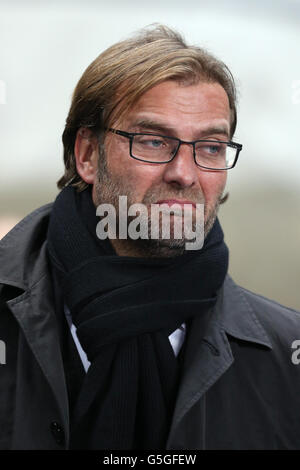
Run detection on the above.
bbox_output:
[50,421,65,447]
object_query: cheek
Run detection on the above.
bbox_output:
[105,140,127,173]
[106,141,164,195]
[199,172,227,202]
[127,165,164,199]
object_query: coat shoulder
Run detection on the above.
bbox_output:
[228,276,300,344]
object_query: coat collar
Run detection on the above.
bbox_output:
[215,275,273,349]
[0,203,70,444]
[0,203,53,290]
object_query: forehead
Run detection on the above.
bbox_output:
[123,80,231,136]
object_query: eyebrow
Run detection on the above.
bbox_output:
[128,118,230,139]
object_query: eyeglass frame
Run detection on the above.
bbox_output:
[107,128,242,170]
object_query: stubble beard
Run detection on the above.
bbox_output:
[93,151,224,258]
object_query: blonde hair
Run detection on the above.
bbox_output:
[58,24,237,191]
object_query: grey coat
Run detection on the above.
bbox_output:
[1,203,300,450]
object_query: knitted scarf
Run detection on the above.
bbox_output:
[47,185,228,449]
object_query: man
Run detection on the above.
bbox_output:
[1,25,300,450]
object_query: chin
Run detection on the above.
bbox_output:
[134,237,190,258]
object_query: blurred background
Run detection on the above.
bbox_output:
[0,0,299,309]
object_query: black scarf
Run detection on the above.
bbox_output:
[47,185,228,449]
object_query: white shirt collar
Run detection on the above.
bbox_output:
[64,304,186,372]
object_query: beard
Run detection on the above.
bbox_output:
[93,151,225,258]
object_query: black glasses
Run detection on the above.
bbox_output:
[107,128,242,170]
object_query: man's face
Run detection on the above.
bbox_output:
[92,80,231,257]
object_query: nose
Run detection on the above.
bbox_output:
[162,141,198,188]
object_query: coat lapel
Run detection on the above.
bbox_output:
[167,275,273,448]
[167,312,234,447]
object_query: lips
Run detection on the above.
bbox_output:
[156,199,196,209]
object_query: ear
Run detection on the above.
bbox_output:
[74,127,99,184]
